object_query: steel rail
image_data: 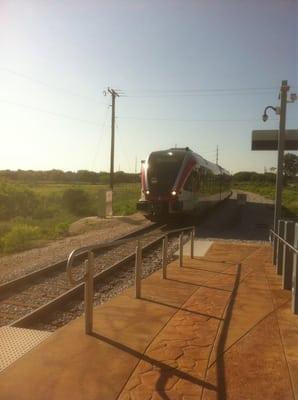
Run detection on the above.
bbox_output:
[10,227,183,328]
[269,229,298,254]
[66,225,194,333]
[66,225,194,284]
[0,222,163,299]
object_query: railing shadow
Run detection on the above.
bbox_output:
[213,263,242,400]
[165,277,233,293]
[87,264,241,399]
[140,296,224,321]
[180,265,236,276]
[90,332,217,399]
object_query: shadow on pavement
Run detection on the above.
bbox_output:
[213,263,242,400]
[90,331,217,398]
[193,198,274,241]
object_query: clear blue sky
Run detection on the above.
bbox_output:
[0,0,297,173]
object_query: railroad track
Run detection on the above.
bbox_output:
[0,223,186,330]
[0,222,161,298]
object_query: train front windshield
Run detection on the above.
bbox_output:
[147,152,185,194]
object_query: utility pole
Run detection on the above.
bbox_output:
[274,80,289,232]
[216,145,219,165]
[104,88,119,190]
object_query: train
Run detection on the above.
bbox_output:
[136,147,231,221]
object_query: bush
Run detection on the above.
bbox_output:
[0,182,40,220]
[62,188,91,216]
[1,224,41,253]
[232,171,275,184]
[0,221,11,237]
[54,222,69,237]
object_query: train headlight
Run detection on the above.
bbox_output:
[145,190,150,195]
[171,190,177,196]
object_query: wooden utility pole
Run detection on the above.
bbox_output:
[104,88,119,190]
[216,145,219,165]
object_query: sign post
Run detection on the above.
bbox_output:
[105,190,113,217]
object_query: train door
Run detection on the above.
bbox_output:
[182,169,196,211]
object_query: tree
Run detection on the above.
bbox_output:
[284,153,298,182]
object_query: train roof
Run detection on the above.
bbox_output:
[149,147,230,175]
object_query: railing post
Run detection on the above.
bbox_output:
[282,221,295,290]
[135,240,142,298]
[162,235,168,279]
[85,251,94,334]
[190,227,195,259]
[292,223,298,314]
[276,220,285,275]
[179,233,183,267]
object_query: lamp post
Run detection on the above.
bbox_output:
[262,105,278,122]
[262,80,289,263]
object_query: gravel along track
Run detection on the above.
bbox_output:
[0,227,181,328]
[0,213,152,284]
[29,237,179,332]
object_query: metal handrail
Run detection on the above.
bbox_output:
[270,223,298,315]
[269,229,298,254]
[66,225,194,284]
[66,225,195,333]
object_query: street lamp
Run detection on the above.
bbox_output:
[262,80,289,264]
[262,105,278,122]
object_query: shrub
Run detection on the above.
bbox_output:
[62,188,91,216]
[1,224,41,253]
[0,182,40,220]
[0,221,11,238]
[54,222,69,237]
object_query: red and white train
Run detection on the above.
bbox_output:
[137,147,231,221]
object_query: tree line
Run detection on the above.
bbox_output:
[233,153,298,184]
[1,153,297,185]
[0,169,140,184]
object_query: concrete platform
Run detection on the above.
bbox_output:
[0,241,297,400]
[175,238,213,257]
[0,327,51,372]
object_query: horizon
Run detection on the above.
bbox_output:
[1,0,297,174]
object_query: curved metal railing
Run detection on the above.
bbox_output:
[66,225,195,333]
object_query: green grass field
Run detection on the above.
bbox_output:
[0,181,141,254]
[1,179,296,255]
[233,182,298,217]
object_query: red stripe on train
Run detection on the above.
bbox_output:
[175,158,196,191]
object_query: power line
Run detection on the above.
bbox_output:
[0,99,103,126]
[1,99,287,126]
[122,86,278,93]
[122,92,277,98]
[0,67,108,104]
[117,115,279,122]
[121,87,279,98]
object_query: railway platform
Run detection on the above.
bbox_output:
[0,240,297,399]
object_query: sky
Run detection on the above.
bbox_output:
[0,0,297,174]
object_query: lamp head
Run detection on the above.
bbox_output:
[262,113,268,122]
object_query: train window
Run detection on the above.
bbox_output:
[147,151,186,194]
